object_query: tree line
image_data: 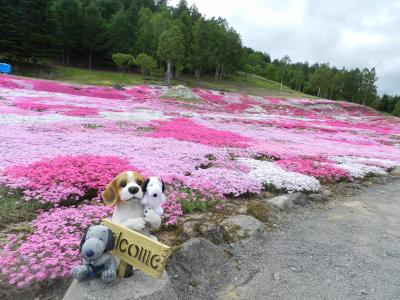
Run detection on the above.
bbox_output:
[0,0,399,116]
[242,50,400,116]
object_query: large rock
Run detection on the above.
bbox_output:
[197,222,227,244]
[221,215,264,242]
[390,166,400,175]
[162,85,200,100]
[180,216,228,244]
[266,192,309,209]
[308,193,327,202]
[63,270,177,300]
[166,238,233,288]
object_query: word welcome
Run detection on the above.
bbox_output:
[102,219,171,277]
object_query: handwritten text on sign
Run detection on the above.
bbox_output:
[102,219,171,277]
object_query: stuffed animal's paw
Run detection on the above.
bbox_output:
[144,208,161,229]
[71,265,90,281]
[102,269,117,283]
[123,217,145,231]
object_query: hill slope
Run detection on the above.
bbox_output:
[0,73,400,288]
[13,65,310,98]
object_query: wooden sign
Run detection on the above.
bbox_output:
[102,219,171,278]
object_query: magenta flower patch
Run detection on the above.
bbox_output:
[2,155,140,204]
[148,118,252,148]
[277,158,351,182]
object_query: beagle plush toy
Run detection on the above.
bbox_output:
[72,225,117,283]
[141,176,166,216]
[101,171,161,239]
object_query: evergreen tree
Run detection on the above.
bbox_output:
[52,0,83,65]
[82,1,107,69]
[107,9,134,54]
[378,94,389,112]
[392,99,400,116]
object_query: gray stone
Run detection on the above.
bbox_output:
[180,219,228,244]
[321,188,333,198]
[197,222,227,244]
[266,193,309,209]
[390,166,400,175]
[308,193,327,202]
[290,192,309,206]
[221,215,264,241]
[166,238,233,288]
[266,195,293,209]
[63,270,177,300]
[180,219,200,242]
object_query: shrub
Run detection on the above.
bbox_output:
[134,53,157,76]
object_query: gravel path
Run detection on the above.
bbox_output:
[222,180,400,299]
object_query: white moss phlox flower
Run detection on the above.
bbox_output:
[239,158,321,192]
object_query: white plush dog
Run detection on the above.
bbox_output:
[101,171,161,238]
[141,177,166,216]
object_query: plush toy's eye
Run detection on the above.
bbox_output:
[120,181,127,187]
[99,238,103,241]
[136,180,143,185]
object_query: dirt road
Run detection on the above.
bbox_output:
[223,180,400,299]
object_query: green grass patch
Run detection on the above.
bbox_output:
[14,65,163,87]
[0,187,49,228]
[178,188,221,214]
[14,64,313,98]
[185,73,312,98]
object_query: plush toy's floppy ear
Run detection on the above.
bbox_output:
[79,228,88,253]
[105,229,115,252]
[142,178,150,193]
[161,180,165,193]
[101,179,119,207]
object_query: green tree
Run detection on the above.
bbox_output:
[307,64,333,98]
[378,94,389,112]
[392,99,400,116]
[137,8,173,58]
[134,53,157,75]
[107,9,134,54]
[359,67,378,106]
[52,0,83,65]
[387,96,399,113]
[82,2,107,69]
[157,26,185,85]
[276,55,291,87]
[112,53,134,79]
[342,68,362,102]
[0,0,55,62]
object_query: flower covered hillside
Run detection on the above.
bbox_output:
[0,74,400,288]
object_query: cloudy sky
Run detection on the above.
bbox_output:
[171,0,400,95]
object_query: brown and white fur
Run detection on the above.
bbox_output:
[101,171,161,239]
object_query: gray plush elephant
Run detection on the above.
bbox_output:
[71,225,117,283]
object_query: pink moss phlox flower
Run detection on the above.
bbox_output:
[0,75,400,288]
[2,155,140,204]
[0,204,112,288]
[148,118,252,148]
[277,157,351,182]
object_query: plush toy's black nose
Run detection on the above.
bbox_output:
[128,186,139,194]
[86,250,94,257]
[153,193,158,197]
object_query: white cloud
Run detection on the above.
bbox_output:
[170,0,400,95]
